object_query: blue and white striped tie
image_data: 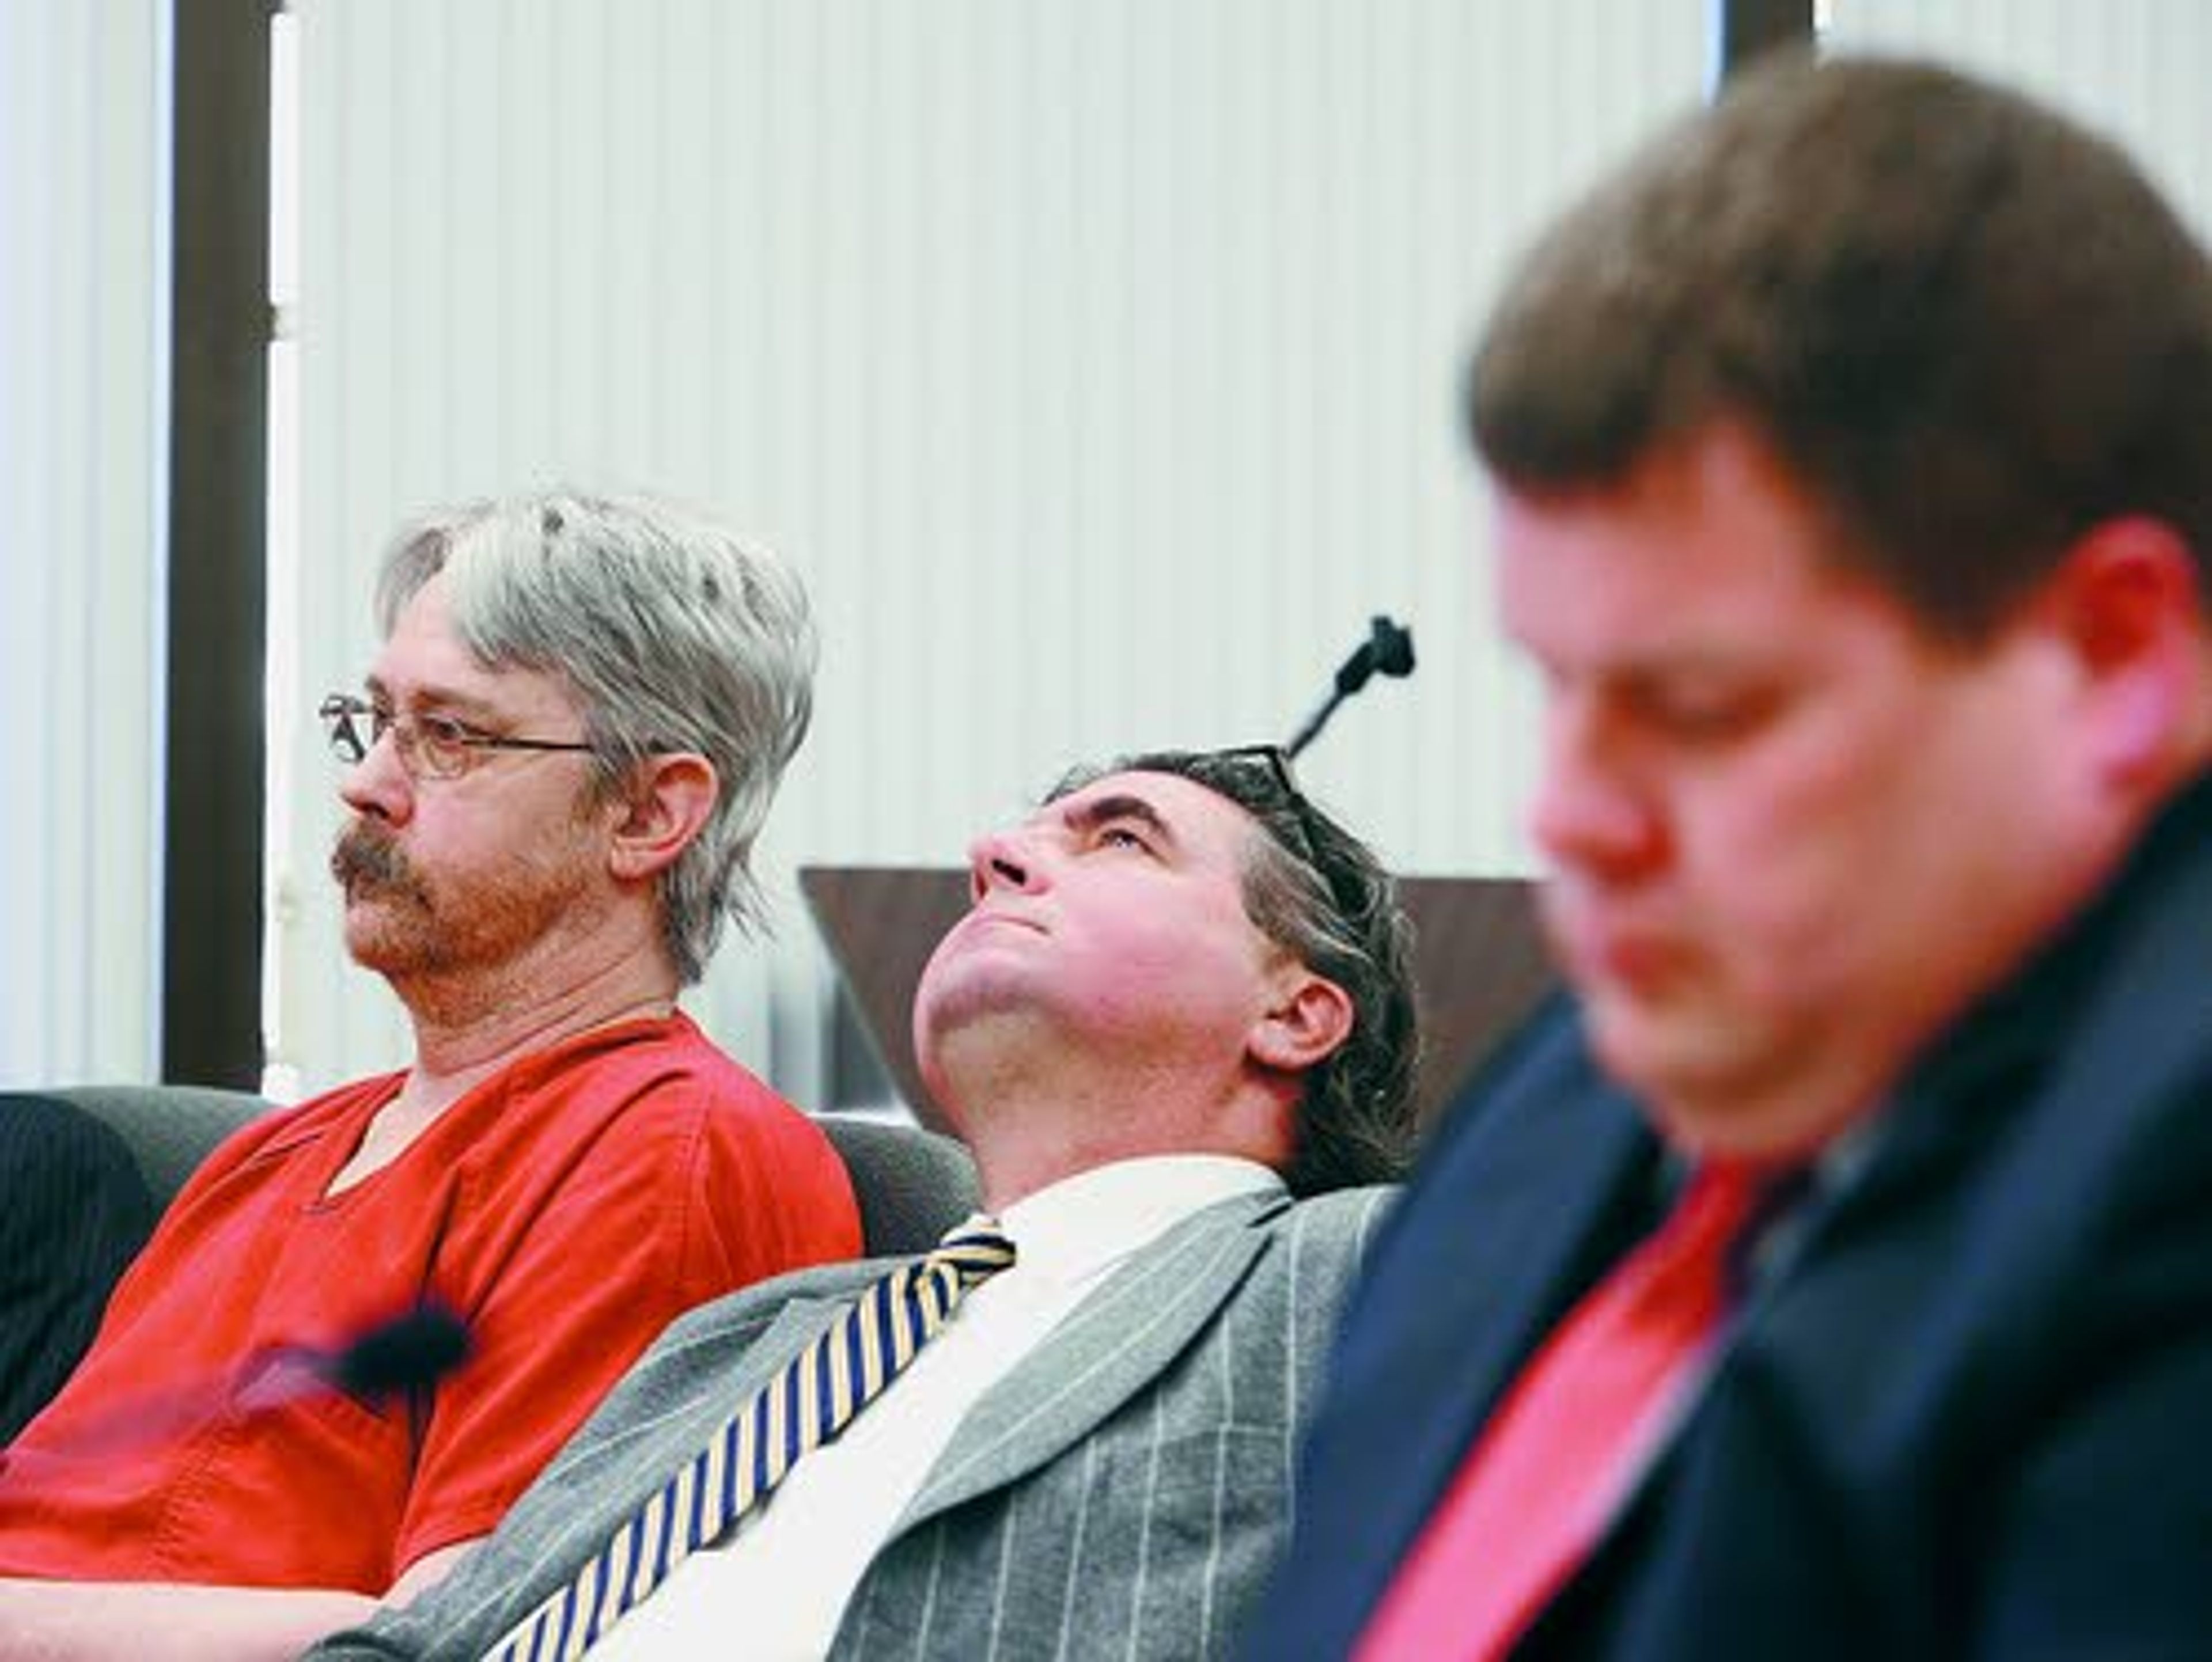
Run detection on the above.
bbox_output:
[486,1214,1017,1661]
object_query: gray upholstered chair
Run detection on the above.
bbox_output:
[812,1112,980,1254]
[40,1084,978,1257]
[44,1084,264,1212]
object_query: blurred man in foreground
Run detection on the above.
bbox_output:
[1249,53,2212,1659]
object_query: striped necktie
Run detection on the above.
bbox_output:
[487,1213,1018,1662]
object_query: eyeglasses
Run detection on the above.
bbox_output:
[1205,742,1378,930]
[317,693,596,782]
[1208,743,1330,871]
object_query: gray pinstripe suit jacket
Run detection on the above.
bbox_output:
[308,1183,1396,1661]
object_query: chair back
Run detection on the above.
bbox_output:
[812,1113,981,1255]
[41,1086,979,1258]
[44,1083,266,1212]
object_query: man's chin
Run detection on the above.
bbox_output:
[343,936,403,977]
[342,913,439,979]
[1585,1000,1842,1158]
[1585,998,1746,1116]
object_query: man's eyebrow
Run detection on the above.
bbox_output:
[361,673,500,722]
[1057,791,1179,848]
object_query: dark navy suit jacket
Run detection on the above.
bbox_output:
[1245,769,2212,1660]
[0,1096,156,1443]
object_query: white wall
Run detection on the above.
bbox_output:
[14,5,2207,1098]
[0,0,167,1088]
[1826,0,2212,238]
[272,0,1710,1103]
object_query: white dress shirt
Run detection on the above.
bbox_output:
[589,1153,1285,1661]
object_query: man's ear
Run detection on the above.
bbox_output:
[605,752,719,883]
[1249,973,1355,1075]
[2041,517,2209,788]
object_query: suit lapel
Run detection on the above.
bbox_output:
[892,1191,1280,1531]
[563,1291,855,1527]
[1453,1078,1656,1411]
[516,1251,932,1608]
[432,1281,875,1652]
[1362,1024,1658,1570]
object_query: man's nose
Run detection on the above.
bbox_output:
[965,826,1039,902]
[1527,707,1665,883]
[336,723,414,825]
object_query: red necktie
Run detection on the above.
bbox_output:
[1357,1162,1766,1661]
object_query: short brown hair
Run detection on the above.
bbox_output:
[1468,53,2212,642]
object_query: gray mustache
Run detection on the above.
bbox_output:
[331,824,419,896]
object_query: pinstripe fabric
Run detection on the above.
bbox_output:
[486,1216,1014,1662]
[0,1096,157,1440]
[308,1185,1393,1662]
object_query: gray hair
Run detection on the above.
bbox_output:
[376,488,817,982]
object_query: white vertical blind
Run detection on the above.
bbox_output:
[11,6,2208,1101]
[1824,1,2212,238]
[0,0,167,1088]
[278,0,1710,1103]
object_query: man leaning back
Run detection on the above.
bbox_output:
[309,744,1420,1660]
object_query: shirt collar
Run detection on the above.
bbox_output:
[994,1155,1283,1292]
